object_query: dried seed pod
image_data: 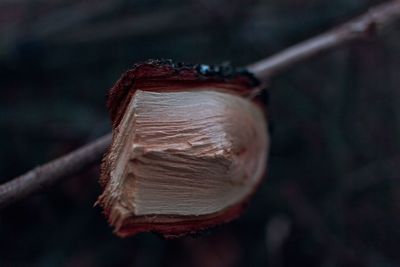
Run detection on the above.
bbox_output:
[98,59,269,238]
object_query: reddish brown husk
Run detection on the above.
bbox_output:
[99,59,265,238]
[107,59,259,129]
[117,196,250,238]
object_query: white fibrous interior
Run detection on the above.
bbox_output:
[107,89,269,219]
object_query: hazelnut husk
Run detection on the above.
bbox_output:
[98,59,269,238]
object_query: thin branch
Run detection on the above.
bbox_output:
[248,0,400,80]
[1,0,400,209]
[0,134,112,209]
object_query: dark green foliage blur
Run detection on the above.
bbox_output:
[1,0,400,266]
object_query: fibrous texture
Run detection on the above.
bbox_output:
[98,60,269,238]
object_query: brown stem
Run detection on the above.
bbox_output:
[1,0,400,209]
[248,0,400,80]
[0,134,112,209]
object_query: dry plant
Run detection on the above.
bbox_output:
[1,0,400,216]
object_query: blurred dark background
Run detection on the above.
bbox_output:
[1,0,400,266]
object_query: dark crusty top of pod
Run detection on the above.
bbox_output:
[107,59,260,128]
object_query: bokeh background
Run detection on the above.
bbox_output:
[1,0,400,266]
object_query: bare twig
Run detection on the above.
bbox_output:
[248,0,400,80]
[0,134,112,209]
[1,0,400,209]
